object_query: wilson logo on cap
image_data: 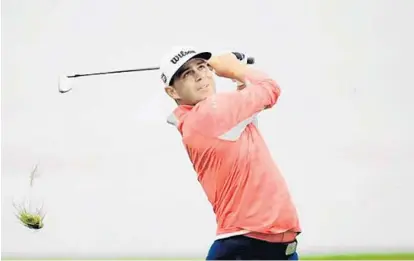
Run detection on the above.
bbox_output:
[170,50,196,64]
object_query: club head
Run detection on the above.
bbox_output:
[58,75,74,93]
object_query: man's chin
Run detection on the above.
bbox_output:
[202,91,215,99]
[192,93,212,105]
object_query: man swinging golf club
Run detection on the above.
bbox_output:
[160,46,301,260]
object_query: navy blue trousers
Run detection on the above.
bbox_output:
[206,235,299,260]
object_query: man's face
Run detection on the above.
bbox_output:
[165,58,216,105]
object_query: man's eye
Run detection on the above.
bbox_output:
[199,64,207,70]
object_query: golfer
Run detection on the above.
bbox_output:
[160,46,301,260]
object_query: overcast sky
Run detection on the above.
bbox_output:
[2,0,414,258]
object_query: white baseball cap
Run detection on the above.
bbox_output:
[159,46,212,86]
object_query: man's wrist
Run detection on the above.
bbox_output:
[232,65,251,83]
[238,67,270,84]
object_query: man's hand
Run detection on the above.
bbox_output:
[208,53,248,83]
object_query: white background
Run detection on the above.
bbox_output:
[2,0,414,258]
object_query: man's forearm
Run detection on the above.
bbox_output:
[233,79,247,90]
[236,67,281,110]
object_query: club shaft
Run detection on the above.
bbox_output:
[66,53,254,79]
[68,67,160,78]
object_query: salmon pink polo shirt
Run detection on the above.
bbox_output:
[167,68,301,243]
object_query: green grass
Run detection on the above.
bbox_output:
[301,253,414,260]
[3,253,414,260]
[12,201,45,230]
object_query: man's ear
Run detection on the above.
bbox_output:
[164,86,180,100]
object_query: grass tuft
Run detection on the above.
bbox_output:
[13,200,45,230]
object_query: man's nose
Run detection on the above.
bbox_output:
[194,69,204,82]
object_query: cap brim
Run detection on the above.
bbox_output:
[169,51,212,85]
[192,52,212,61]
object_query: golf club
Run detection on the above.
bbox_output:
[58,52,255,94]
[58,67,160,93]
